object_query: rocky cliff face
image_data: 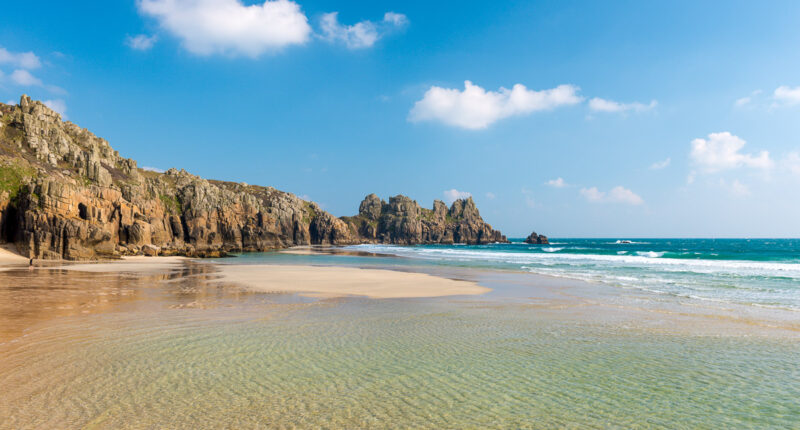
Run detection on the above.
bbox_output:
[0,96,355,259]
[342,193,507,245]
[0,96,508,260]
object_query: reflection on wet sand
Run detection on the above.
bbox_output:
[0,261,284,343]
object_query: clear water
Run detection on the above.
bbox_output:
[2,294,798,429]
[342,239,800,311]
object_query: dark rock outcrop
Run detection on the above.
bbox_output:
[0,96,510,260]
[525,232,549,244]
[343,194,507,245]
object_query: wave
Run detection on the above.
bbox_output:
[541,247,564,253]
[346,244,800,277]
[635,251,665,258]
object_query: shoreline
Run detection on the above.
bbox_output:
[1,246,798,338]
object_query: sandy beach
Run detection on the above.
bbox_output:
[214,263,490,298]
[0,245,27,267]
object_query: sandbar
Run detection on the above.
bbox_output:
[215,264,490,299]
[50,256,187,274]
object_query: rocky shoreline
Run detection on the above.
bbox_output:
[0,96,513,260]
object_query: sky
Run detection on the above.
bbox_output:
[2,0,800,238]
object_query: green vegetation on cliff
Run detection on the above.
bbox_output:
[0,159,36,200]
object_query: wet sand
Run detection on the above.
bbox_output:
[51,255,187,274]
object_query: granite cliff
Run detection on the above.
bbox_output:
[0,96,509,260]
[342,194,506,245]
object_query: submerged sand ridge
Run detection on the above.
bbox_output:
[214,264,491,299]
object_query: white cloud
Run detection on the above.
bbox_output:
[141,166,166,173]
[734,90,762,108]
[689,132,772,173]
[485,192,496,199]
[546,177,568,188]
[649,157,671,170]
[443,188,471,204]
[43,99,67,119]
[126,34,158,51]
[588,97,656,113]
[320,11,407,49]
[10,69,42,86]
[383,12,408,27]
[136,0,312,57]
[773,86,800,106]
[409,81,582,129]
[580,186,643,205]
[0,47,41,69]
[580,187,605,202]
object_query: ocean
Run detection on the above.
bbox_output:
[341,239,800,311]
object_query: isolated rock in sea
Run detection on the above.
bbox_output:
[0,96,512,260]
[525,232,549,244]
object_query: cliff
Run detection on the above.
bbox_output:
[342,194,506,245]
[0,96,507,260]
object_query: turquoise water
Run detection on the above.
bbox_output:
[336,239,800,311]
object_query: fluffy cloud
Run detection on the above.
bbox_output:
[126,34,158,51]
[546,177,568,188]
[141,166,166,173]
[580,186,643,205]
[320,12,407,49]
[43,99,67,118]
[689,132,772,173]
[588,97,656,113]
[773,86,800,106]
[649,157,671,170]
[383,12,408,27]
[409,81,582,129]
[0,46,41,69]
[443,189,471,204]
[136,0,312,57]
[10,69,42,86]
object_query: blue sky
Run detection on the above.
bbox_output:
[2,0,800,237]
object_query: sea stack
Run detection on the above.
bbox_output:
[525,232,549,244]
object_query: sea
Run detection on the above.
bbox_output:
[342,238,800,311]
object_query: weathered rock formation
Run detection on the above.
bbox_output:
[342,194,507,245]
[525,231,549,244]
[0,96,509,260]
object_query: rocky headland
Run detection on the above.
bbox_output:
[0,96,510,260]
